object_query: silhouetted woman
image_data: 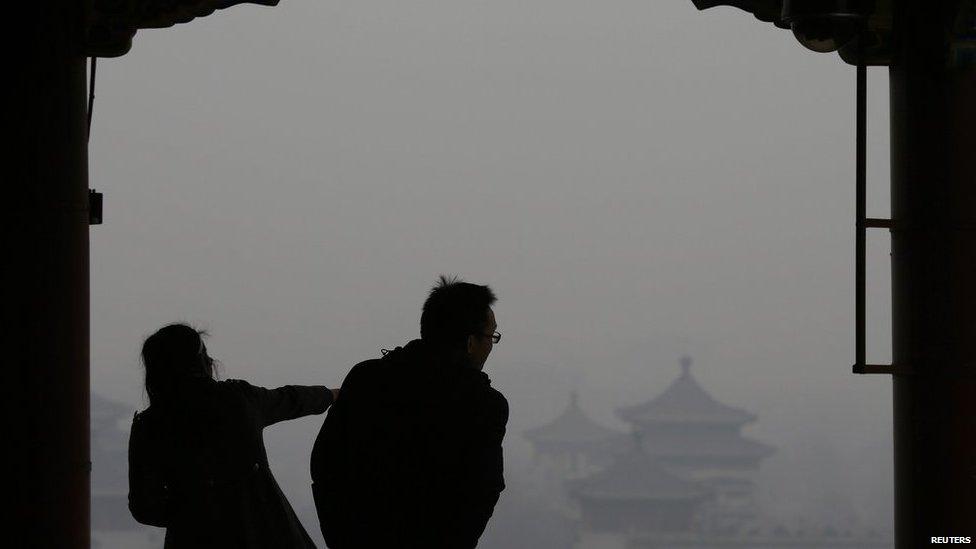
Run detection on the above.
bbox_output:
[128,323,336,548]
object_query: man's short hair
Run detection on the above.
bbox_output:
[420,275,497,348]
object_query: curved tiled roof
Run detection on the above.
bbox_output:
[616,357,756,426]
[570,447,707,501]
[642,433,775,459]
[525,392,628,449]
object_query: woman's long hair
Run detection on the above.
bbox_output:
[142,323,215,407]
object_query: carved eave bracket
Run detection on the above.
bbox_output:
[85,0,281,57]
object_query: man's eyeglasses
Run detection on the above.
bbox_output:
[479,331,501,344]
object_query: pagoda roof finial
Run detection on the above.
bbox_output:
[680,355,692,376]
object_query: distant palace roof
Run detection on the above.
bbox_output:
[570,446,707,501]
[616,356,756,426]
[642,432,775,460]
[524,392,628,452]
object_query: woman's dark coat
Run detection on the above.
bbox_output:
[129,378,333,549]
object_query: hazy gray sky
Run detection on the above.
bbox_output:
[90,0,894,533]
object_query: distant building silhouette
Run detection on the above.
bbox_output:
[525,357,891,549]
[90,394,160,548]
[525,391,629,480]
[570,442,707,537]
[615,356,774,532]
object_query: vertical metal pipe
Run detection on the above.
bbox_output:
[8,0,91,546]
[855,48,867,371]
[889,1,976,546]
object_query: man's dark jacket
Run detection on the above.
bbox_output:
[310,339,508,548]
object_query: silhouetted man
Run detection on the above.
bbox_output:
[310,276,507,548]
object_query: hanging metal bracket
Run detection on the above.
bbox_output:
[852,40,895,376]
[89,189,103,225]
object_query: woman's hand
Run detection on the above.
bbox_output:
[330,388,340,402]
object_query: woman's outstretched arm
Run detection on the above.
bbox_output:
[234,380,335,427]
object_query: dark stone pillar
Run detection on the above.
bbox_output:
[9,1,91,546]
[889,1,976,546]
